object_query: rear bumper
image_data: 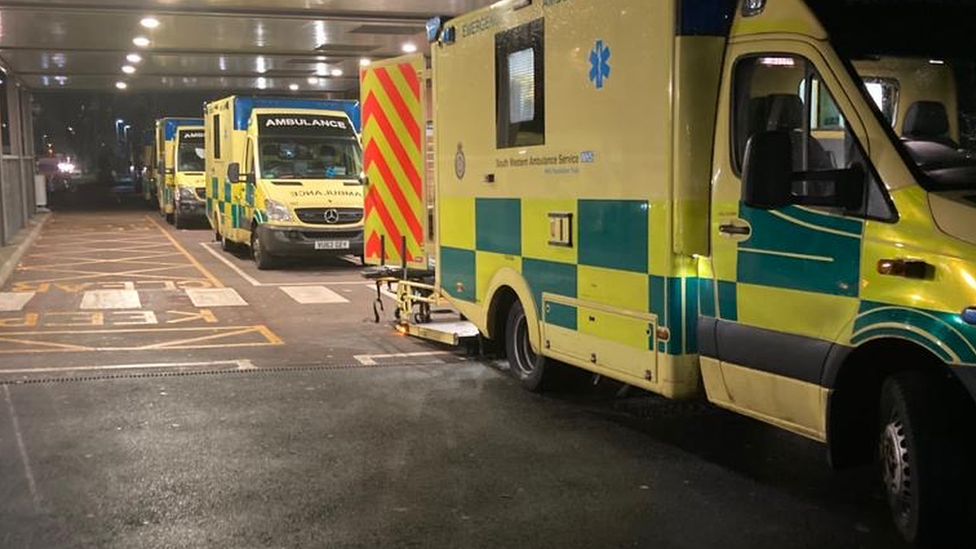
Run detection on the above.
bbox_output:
[256,224,364,257]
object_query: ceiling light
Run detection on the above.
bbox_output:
[126,53,142,63]
[133,36,150,47]
[121,65,136,74]
[402,42,418,53]
[331,68,343,77]
[359,58,372,67]
[316,55,327,61]
[256,56,268,74]
[115,81,128,90]
[140,17,160,29]
[289,83,299,91]
[256,77,267,90]
[307,76,320,84]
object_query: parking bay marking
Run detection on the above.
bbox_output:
[0,359,257,377]
[185,288,248,307]
[0,325,283,354]
[80,289,142,310]
[280,286,349,304]
[0,292,35,312]
[199,242,367,288]
[353,351,453,366]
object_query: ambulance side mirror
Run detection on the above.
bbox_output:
[227,162,241,183]
[742,131,793,210]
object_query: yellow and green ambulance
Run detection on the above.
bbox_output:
[154,117,205,228]
[369,0,976,542]
[204,97,363,269]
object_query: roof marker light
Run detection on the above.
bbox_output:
[759,56,795,67]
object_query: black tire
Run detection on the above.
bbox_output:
[505,301,547,392]
[251,229,276,270]
[220,235,236,253]
[878,371,968,545]
[165,211,174,224]
[173,210,187,230]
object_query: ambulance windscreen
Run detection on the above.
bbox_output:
[256,114,362,180]
[808,0,976,191]
[177,130,205,172]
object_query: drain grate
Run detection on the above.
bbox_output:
[0,360,459,386]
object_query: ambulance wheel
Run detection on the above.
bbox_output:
[878,371,968,545]
[174,210,187,230]
[251,230,277,270]
[220,234,236,253]
[505,301,547,392]
[165,212,174,224]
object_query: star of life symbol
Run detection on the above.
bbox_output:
[589,40,611,90]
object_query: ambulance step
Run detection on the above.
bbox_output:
[403,320,480,347]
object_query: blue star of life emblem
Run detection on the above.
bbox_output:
[589,40,611,90]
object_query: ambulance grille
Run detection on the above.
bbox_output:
[295,207,363,225]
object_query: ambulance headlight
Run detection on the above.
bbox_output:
[177,186,198,202]
[264,198,292,222]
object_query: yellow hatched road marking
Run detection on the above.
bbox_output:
[0,325,282,354]
[146,215,224,288]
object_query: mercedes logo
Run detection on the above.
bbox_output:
[323,209,340,224]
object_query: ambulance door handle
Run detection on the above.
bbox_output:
[718,222,751,237]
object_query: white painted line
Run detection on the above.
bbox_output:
[80,289,141,310]
[0,292,35,312]
[198,242,262,286]
[0,359,254,376]
[2,385,40,510]
[353,351,452,366]
[199,242,369,288]
[280,285,350,304]
[185,287,248,307]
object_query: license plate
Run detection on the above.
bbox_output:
[315,240,350,250]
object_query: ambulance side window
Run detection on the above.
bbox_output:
[212,114,221,159]
[495,18,545,149]
[244,138,253,179]
[732,54,895,221]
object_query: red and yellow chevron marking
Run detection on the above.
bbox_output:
[361,56,427,269]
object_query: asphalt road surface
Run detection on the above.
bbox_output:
[0,187,910,548]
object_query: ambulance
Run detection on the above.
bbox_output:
[154,117,205,228]
[204,97,363,269]
[365,0,976,542]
